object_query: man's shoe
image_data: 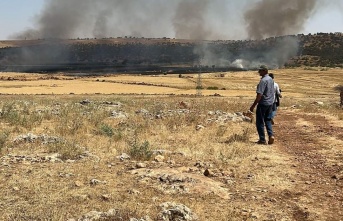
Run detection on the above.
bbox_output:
[268,136,275,145]
[256,140,267,145]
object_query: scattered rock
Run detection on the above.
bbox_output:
[196,125,205,131]
[101,194,111,201]
[203,169,215,177]
[155,114,163,119]
[158,202,198,221]
[206,111,254,124]
[136,162,147,168]
[135,109,150,114]
[13,133,62,144]
[59,172,74,178]
[0,153,63,164]
[111,110,128,119]
[131,167,231,199]
[128,189,141,195]
[12,187,20,191]
[71,208,117,221]
[80,99,91,105]
[74,181,84,187]
[116,153,131,161]
[154,155,165,162]
[90,179,106,185]
[136,109,191,120]
[312,101,324,106]
[194,161,213,168]
[242,116,252,123]
[225,179,235,185]
[79,151,100,162]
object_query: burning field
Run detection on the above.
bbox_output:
[0,68,342,220]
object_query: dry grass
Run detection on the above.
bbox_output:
[0,68,342,220]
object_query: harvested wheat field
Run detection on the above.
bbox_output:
[0,68,342,221]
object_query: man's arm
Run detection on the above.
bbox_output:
[250,93,262,112]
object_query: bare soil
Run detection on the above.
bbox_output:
[273,110,343,220]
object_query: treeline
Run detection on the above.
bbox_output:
[294,33,343,67]
[0,32,342,72]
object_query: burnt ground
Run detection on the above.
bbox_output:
[274,110,343,221]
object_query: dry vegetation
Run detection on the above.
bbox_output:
[0,68,342,220]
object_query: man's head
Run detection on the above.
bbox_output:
[258,65,268,76]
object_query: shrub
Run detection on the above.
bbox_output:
[99,124,114,137]
[128,137,153,161]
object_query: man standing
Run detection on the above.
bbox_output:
[250,65,275,145]
[269,73,282,125]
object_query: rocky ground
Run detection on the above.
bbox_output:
[0,99,341,220]
[0,69,342,220]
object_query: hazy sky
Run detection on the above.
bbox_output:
[0,0,342,40]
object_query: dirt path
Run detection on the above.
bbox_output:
[274,110,343,221]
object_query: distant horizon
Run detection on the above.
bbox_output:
[1,31,343,42]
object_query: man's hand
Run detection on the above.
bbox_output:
[249,105,255,112]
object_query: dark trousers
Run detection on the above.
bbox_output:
[256,104,273,142]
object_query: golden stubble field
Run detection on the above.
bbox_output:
[0,68,342,220]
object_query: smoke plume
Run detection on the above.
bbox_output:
[12,0,328,41]
[12,0,247,40]
[173,0,210,40]
[9,0,329,69]
[244,0,318,40]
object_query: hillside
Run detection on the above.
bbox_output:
[290,33,343,67]
[0,33,343,73]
